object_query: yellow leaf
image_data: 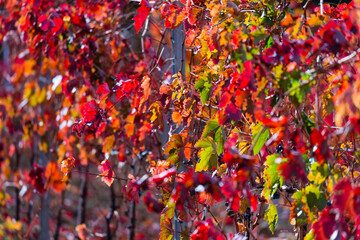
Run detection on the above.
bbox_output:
[5,217,21,231]
[150,102,163,123]
[103,135,115,154]
[38,87,47,104]
[327,177,334,194]
[307,14,329,26]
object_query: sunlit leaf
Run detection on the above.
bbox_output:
[133,0,151,33]
[98,160,114,187]
[265,204,278,234]
[61,157,75,176]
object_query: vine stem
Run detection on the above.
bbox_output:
[74,170,128,181]
[238,212,257,240]
[195,200,228,240]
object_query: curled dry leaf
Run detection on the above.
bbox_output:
[61,156,75,176]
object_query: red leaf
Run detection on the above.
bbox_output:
[230,60,253,90]
[51,17,63,34]
[223,148,254,173]
[98,160,114,187]
[143,192,165,213]
[191,219,225,240]
[38,15,52,31]
[310,129,331,164]
[115,75,139,101]
[45,162,66,193]
[312,207,349,240]
[208,28,220,53]
[219,91,232,109]
[278,152,308,183]
[29,164,45,194]
[160,2,186,29]
[96,83,110,95]
[80,100,99,123]
[149,167,176,185]
[61,157,76,176]
[261,116,288,128]
[117,144,126,162]
[133,0,151,34]
[122,179,140,203]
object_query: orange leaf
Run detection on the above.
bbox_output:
[76,224,88,240]
[125,123,135,137]
[281,13,294,27]
[184,142,192,160]
[45,162,66,193]
[141,75,151,102]
[24,59,36,76]
[172,111,182,127]
[188,6,202,25]
[160,2,186,29]
[61,157,75,176]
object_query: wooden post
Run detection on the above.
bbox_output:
[172,23,186,240]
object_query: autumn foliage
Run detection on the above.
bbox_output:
[1,0,360,239]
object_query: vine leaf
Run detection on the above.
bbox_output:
[61,156,75,176]
[252,123,269,155]
[133,0,151,33]
[263,154,284,200]
[45,162,66,193]
[265,204,278,234]
[195,137,218,172]
[164,134,184,164]
[194,72,212,104]
[98,160,114,187]
[160,199,175,240]
[202,119,225,154]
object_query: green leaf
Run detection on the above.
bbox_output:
[195,72,212,104]
[291,185,328,224]
[202,119,220,138]
[264,36,274,49]
[308,162,328,184]
[214,127,225,154]
[250,27,267,45]
[304,230,315,240]
[202,119,225,154]
[200,81,212,104]
[301,112,315,134]
[263,154,284,199]
[252,124,269,155]
[305,184,327,211]
[291,199,308,226]
[195,137,218,172]
[160,199,175,240]
[194,78,205,90]
[195,137,213,148]
[265,204,278,234]
[196,147,218,172]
